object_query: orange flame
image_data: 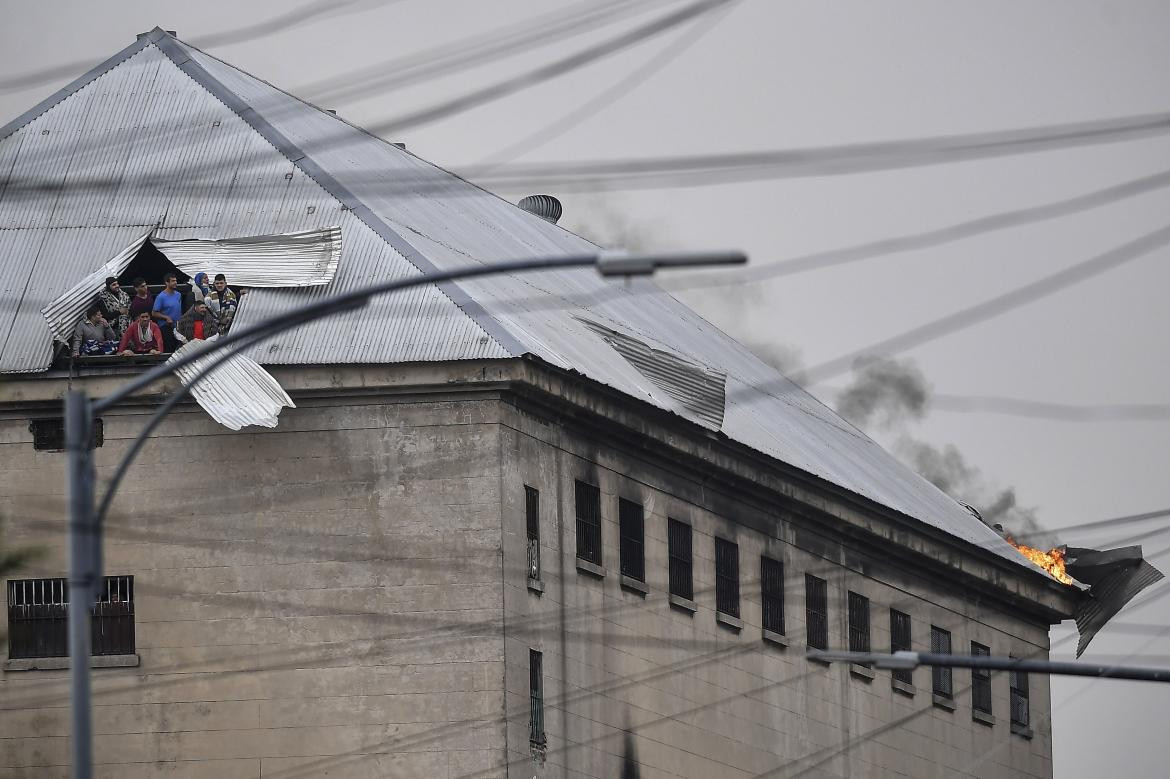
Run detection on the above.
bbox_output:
[1006,537,1075,585]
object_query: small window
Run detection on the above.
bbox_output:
[1009,660,1029,728]
[529,649,546,746]
[971,642,992,715]
[761,556,784,634]
[714,538,739,618]
[890,610,913,685]
[847,591,870,653]
[30,418,103,452]
[931,626,953,698]
[6,576,134,658]
[574,481,601,566]
[618,498,645,582]
[525,486,540,581]
[805,575,828,650]
[667,519,693,600]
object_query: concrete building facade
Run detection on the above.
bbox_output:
[0,28,1077,779]
[1,360,1073,778]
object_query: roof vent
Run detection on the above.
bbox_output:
[392,142,406,150]
[326,109,337,115]
[518,195,562,224]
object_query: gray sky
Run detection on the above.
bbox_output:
[2,1,1168,775]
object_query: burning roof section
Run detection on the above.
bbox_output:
[0,28,1042,570]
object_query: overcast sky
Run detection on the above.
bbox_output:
[2,1,1168,775]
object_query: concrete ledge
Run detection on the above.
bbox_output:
[1011,722,1034,739]
[619,575,648,595]
[762,629,788,648]
[4,654,139,672]
[715,612,743,631]
[973,710,996,727]
[669,594,697,614]
[891,678,916,698]
[575,558,606,579]
[527,577,545,595]
[932,694,956,711]
[850,663,875,681]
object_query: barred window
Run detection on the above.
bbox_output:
[525,485,540,581]
[805,574,828,650]
[529,649,546,745]
[761,556,784,634]
[930,626,953,698]
[7,576,134,658]
[618,499,645,582]
[890,610,913,685]
[971,642,992,715]
[847,591,870,653]
[714,538,739,618]
[1009,660,1030,728]
[667,519,693,600]
[574,480,601,566]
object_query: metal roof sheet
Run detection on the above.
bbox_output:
[0,29,1033,568]
[168,335,295,430]
[153,227,342,287]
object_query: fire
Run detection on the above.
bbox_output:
[1006,538,1075,585]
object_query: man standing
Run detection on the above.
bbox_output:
[152,273,183,352]
[128,277,154,320]
[208,273,239,333]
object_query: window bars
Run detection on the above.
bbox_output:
[931,626,953,698]
[6,576,134,658]
[618,498,645,582]
[714,538,740,618]
[890,610,913,685]
[574,481,602,566]
[525,485,540,581]
[847,591,870,653]
[761,556,784,634]
[805,574,828,650]
[667,519,693,600]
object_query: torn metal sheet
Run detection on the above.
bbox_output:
[1066,546,1165,657]
[39,230,153,344]
[579,318,727,430]
[167,335,295,430]
[152,226,342,287]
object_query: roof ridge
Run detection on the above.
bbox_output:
[150,30,527,358]
[0,34,155,143]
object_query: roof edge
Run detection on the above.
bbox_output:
[148,30,529,358]
[0,34,155,143]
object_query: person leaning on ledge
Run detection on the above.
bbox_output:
[118,310,163,356]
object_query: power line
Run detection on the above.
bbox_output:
[298,0,656,104]
[796,221,1170,385]
[360,0,734,137]
[478,1,738,167]
[0,0,395,95]
[662,167,1170,293]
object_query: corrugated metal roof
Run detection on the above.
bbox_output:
[40,230,151,344]
[153,227,342,287]
[167,336,295,430]
[0,29,1034,568]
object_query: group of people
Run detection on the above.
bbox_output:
[71,272,241,358]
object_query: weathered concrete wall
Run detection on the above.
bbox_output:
[498,397,1054,779]
[0,391,508,778]
[0,361,1063,779]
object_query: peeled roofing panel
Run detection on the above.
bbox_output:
[40,229,151,343]
[167,335,295,430]
[153,227,341,287]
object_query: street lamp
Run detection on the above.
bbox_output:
[63,249,746,778]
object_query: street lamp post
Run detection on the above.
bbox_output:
[64,249,746,778]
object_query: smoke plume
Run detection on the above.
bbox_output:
[836,356,1056,545]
